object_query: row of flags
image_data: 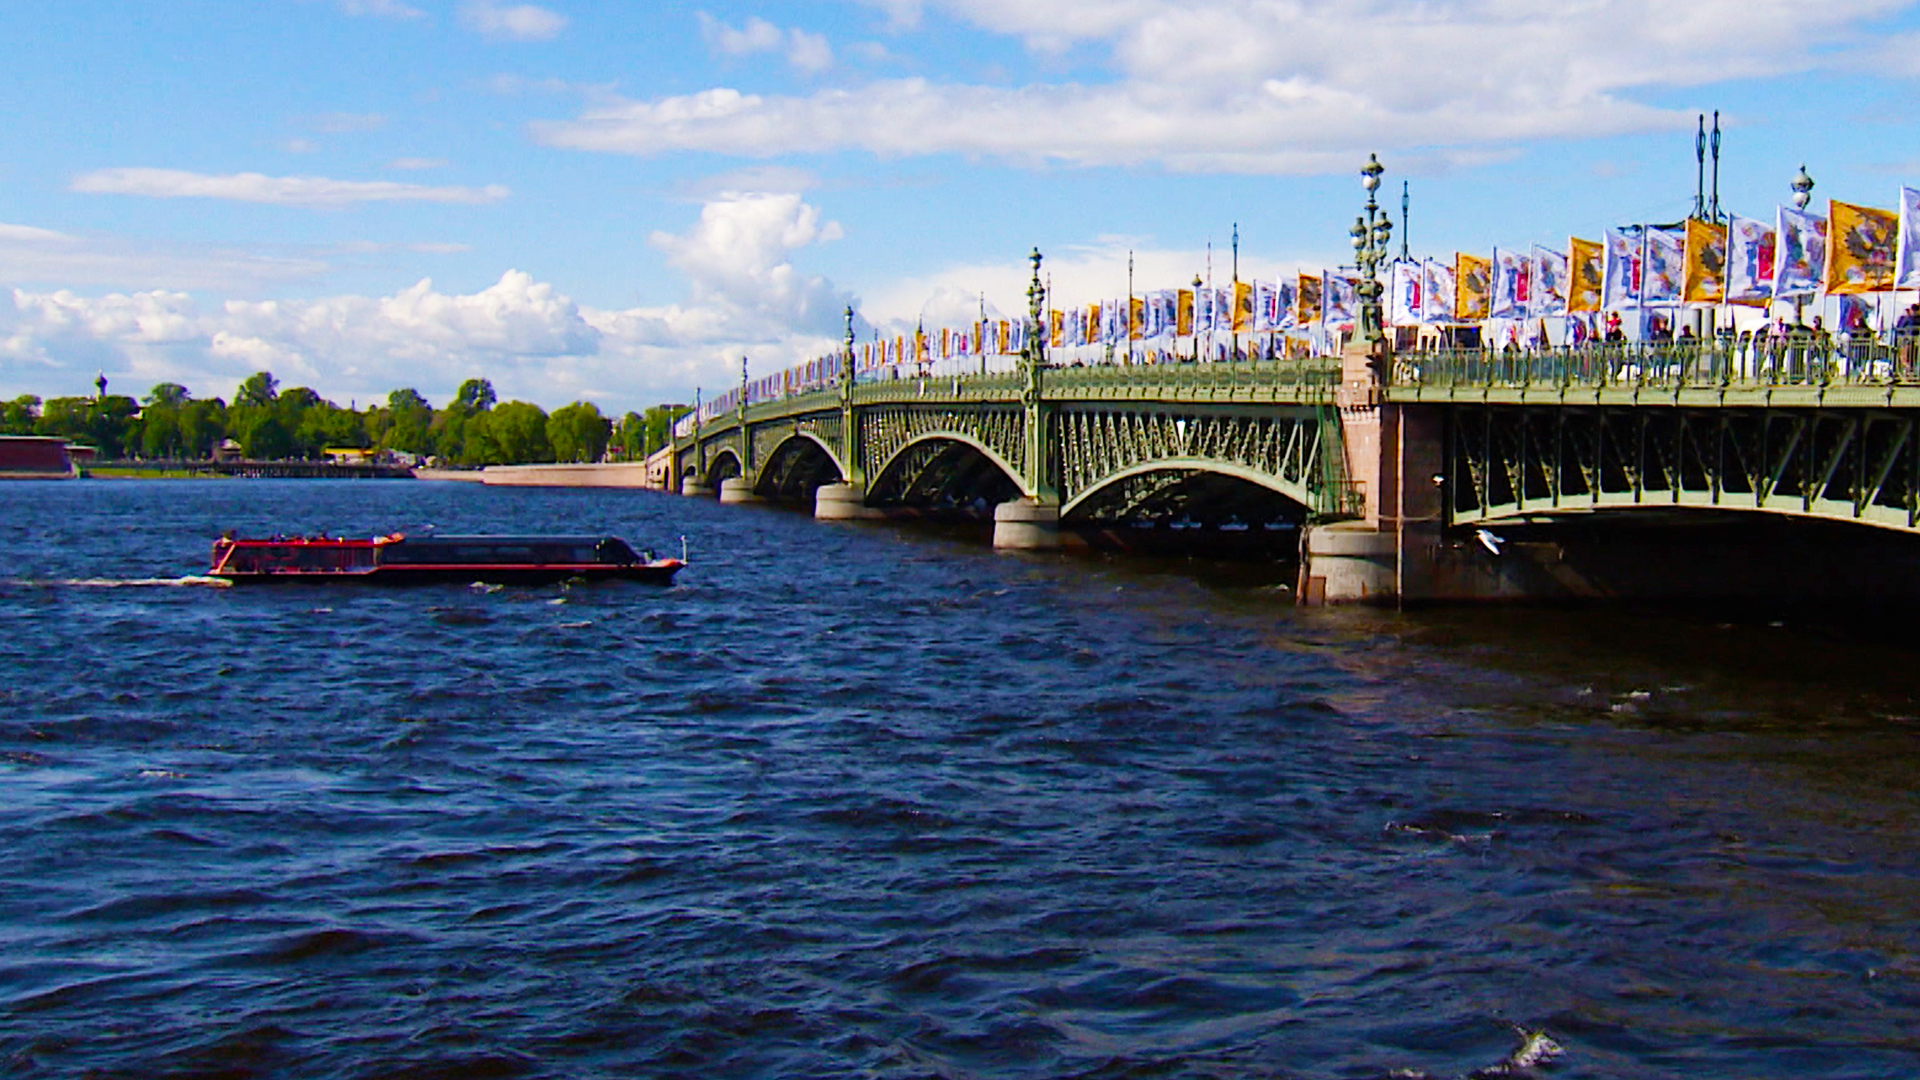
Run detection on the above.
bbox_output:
[1400,188,1920,323]
[688,188,1920,423]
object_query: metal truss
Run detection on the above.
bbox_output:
[1057,405,1337,515]
[861,405,1026,485]
[1447,405,1920,532]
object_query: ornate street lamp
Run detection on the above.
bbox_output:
[1790,163,1815,210]
[1354,153,1393,347]
[1790,165,1816,326]
[1024,247,1046,368]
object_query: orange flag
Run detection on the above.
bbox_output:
[1823,199,1899,294]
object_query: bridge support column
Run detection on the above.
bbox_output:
[1301,341,1444,605]
[814,482,883,520]
[681,477,715,498]
[992,498,1060,550]
[718,478,764,504]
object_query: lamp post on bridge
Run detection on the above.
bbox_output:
[1790,164,1816,328]
[1352,153,1393,367]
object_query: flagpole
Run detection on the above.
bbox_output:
[1128,251,1135,366]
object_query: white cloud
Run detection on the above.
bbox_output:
[2,194,860,412]
[387,157,449,170]
[1,221,332,292]
[71,169,511,208]
[340,0,424,18]
[648,191,848,336]
[461,0,567,42]
[284,138,320,154]
[539,0,1904,174]
[698,14,835,74]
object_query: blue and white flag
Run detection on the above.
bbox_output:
[1642,227,1684,305]
[1602,227,1642,309]
[1490,247,1527,318]
[1323,271,1357,329]
[1387,260,1423,326]
[1774,204,1827,299]
[1531,246,1569,316]
[1726,214,1775,305]
[1274,278,1298,331]
[1422,259,1456,323]
[1897,186,1920,291]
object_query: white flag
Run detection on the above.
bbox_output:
[1897,186,1920,291]
[1726,214,1775,305]
[1774,204,1827,299]
[1422,259,1456,324]
[1642,227,1684,305]
[1603,227,1642,309]
[1531,246,1569,316]
[1388,261,1423,326]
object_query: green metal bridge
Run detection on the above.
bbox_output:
[674,329,1920,540]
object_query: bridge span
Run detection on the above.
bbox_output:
[673,263,1920,604]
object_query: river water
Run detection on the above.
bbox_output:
[2,479,1917,1079]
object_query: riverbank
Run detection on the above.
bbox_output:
[416,462,657,488]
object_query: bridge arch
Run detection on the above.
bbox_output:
[868,432,1024,511]
[753,431,847,499]
[1062,458,1316,529]
[704,448,744,487]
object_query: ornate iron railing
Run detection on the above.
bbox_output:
[1397,333,1920,392]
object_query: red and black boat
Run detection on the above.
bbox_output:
[208,533,685,585]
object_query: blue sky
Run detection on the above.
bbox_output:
[4,0,1919,414]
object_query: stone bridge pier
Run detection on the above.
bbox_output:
[1299,342,1444,605]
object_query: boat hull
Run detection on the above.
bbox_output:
[211,562,684,586]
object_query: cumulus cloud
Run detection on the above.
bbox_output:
[2,192,861,412]
[648,191,849,337]
[538,0,1904,173]
[699,14,835,74]
[461,0,567,42]
[71,169,511,208]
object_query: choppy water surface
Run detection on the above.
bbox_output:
[3,480,1918,1079]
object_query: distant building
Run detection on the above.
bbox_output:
[0,435,78,478]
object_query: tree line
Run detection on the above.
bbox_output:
[0,373,690,466]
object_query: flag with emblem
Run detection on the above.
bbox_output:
[1682,218,1727,304]
[1567,237,1603,313]
[1823,199,1899,294]
[1725,215,1775,306]
[1774,205,1826,299]
[1455,254,1491,320]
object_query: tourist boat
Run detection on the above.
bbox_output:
[208,533,685,585]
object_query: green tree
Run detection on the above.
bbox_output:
[178,399,227,458]
[485,400,552,463]
[547,401,611,463]
[37,395,139,457]
[240,414,293,459]
[452,378,497,415]
[610,411,646,460]
[380,388,433,457]
[642,404,690,456]
[3,395,43,435]
[145,383,192,407]
[235,371,278,408]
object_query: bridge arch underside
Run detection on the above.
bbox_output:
[753,433,844,501]
[1446,404,1920,535]
[1064,461,1312,533]
[867,435,1022,516]
[704,448,743,490]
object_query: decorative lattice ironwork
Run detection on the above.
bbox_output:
[861,405,1025,484]
[1057,405,1332,514]
[1447,405,1920,532]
